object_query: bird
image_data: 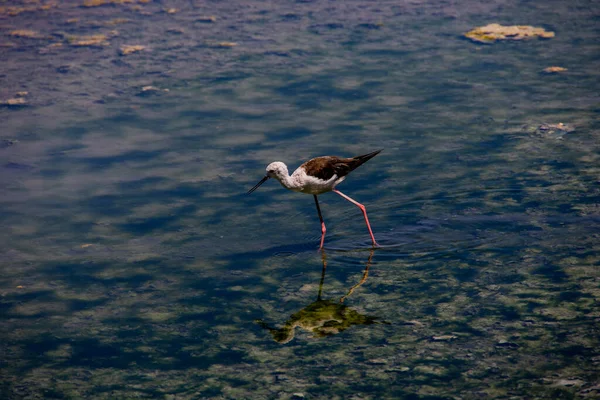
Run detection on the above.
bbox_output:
[247,149,382,249]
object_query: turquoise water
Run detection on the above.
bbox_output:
[1,0,599,398]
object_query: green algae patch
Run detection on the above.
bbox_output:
[119,44,146,55]
[1,97,28,107]
[82,0,134,7]
[8,29,47,39]
[543,66,567,73]
[67,34,110,47]
[140,310,176,322]
[464,23,555,43]
[0,2,56,16]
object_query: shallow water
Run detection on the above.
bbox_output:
[1,0,600,398]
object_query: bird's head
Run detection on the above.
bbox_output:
[265,162,288,180]
[247,161,289,194]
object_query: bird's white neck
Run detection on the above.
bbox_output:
[267,161,304,192]
[273,169,300,191]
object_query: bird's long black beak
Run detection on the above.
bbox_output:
[247,175,269,194]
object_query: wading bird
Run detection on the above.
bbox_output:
[248,149,382,249]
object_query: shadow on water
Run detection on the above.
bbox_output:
[256,249,388,343]
[223,241,321,262]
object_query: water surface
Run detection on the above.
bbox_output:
[1,0,599,398]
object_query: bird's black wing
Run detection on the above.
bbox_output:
[302,150,382,181]
[302,156,348,181]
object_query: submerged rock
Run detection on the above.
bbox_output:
[1,91,29,107]
[68,34,110,47]
[554,378,585,387]
[1,98,27,107]
[197,16,217,23]
[137,86,169,96]
[496,339,519,348]
[215,41,237,48]
[8,30,46,39]
[1,3,56,16]
[120,44,146,55]
[431,335,457,342]
[543,66,568,73]
[82,0,139,7]
[522,122,575,140]
[464,23,555,43]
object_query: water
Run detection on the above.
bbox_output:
[1,0,599,398]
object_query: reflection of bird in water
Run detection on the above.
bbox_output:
[247,150,382,249]
[256,250,388,344]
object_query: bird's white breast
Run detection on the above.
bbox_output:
[290,167,345,195]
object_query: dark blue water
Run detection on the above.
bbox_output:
[1,0,599,398]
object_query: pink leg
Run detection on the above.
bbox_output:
[313,195,327,250]
[333,189,379,247]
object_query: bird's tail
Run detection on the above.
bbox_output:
[349,149,383,171]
